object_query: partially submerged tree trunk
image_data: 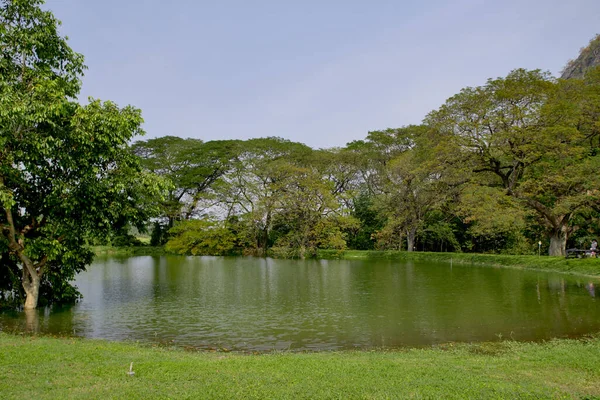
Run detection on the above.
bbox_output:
[15,251,44,310]
[22,266,40,310]
[24,308,40,332]
[3,206,45,309]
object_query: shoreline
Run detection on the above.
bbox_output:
[321,249,600,278]
[92,246,600,279]
[6,250,599,397]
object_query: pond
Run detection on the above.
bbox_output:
[1,255,600,351]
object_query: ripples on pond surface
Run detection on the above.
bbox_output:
[1,255,600,351]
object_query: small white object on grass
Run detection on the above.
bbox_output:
[127,362,135,377]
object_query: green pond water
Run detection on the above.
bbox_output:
[1,255,600,351]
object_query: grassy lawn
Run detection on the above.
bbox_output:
[318,250,600,278]
[1,333,599,399]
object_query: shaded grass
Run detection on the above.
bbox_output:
[1,333,599,399]
[91,246,168,257]
[318,250,600,278]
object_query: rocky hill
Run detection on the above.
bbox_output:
[561,34,600,79]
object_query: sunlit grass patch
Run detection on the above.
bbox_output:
[1,333,599,399]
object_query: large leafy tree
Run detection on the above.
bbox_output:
[221,137,313,255]
[345,129,413,250]
[132,136,240,241]
[379,126,457,252]
[0,0,163,309]
[426,69,600,256]
[347,126,455,252]
[269,162,357,259]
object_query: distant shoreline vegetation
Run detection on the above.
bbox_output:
[137,67,600,263]
[92,246,600,278]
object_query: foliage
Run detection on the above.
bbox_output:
[166,219,237,256]
[92,246,167,257]
[132,137,241,226]
[419,212,462,253]
[219,137,314,255]
[125,68,600,259]
[426,68,600,255]
[349,125,457,252]
[268,162,355,258]
[456,185,528,237]
[0,0,165,308]
[346,192,384,250]
[150,221,168,246]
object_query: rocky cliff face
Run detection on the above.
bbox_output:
[561,34,600,79]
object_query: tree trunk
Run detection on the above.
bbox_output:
[406,227,416,252]
[260,211,272,256]
[24,308,40,332]
[548,228,567,257]
[3,195,44,309]
[22,267,40,310]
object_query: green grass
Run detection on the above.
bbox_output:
[318,249,600,277]
[1,333,599,399]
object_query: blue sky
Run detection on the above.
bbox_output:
[45,0,600,149]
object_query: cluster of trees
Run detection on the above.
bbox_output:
[137,67,600,259]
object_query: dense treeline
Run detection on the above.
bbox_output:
[134,68,600,258]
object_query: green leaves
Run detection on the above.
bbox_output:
[166,219,237,256]
[0,0,166,307]
[132,136,241,223]
[426,67,600,255]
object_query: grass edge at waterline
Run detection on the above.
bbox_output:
[1,332,599,399]
[91,246,600,278]
[318,249,600,277]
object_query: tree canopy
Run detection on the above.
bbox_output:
[160,67,600,258]
[0,0,165,309]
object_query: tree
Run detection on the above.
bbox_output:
[132,136,201,230]
[269,163,357,258]
[426,69,600,256]
[132,137,240,235]
[0,0,164,309]
[165,219,237,256]
[310,148,362,212]
[221,137,313,255]
[346,191,384,250]
[347,126,454,252]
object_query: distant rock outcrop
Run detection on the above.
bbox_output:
[561,34,600,79]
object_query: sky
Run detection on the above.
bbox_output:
[45,0,600,149]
